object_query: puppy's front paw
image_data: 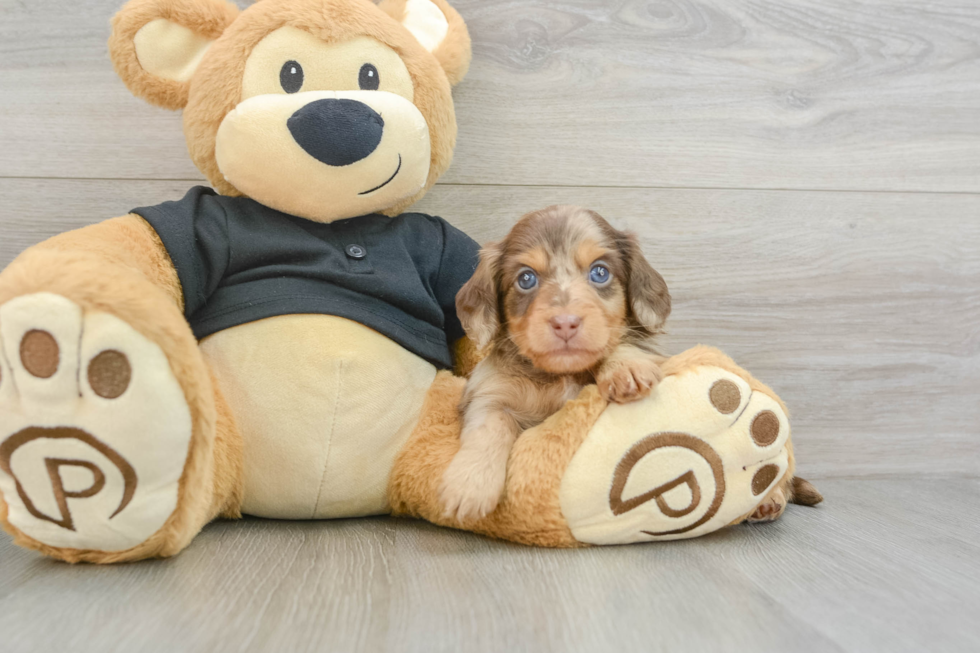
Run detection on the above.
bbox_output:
[598,358,664,403]
[439,448,507,523]
[747,487,787,523]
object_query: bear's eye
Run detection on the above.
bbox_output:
[280,60,304,93]
[358,63,380,91]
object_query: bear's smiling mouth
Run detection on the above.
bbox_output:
[358,154,402,195]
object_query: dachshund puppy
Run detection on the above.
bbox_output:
[440,205,672,522]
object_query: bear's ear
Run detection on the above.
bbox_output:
[379,0,472,86]
[109,0,239,110]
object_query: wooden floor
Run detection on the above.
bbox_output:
[0,0,978,651]
[0,478,977,653]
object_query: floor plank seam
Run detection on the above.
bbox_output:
[3,175,980,198]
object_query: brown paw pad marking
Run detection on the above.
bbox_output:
[87,350,132,399]
[709,379,740,414]
[751,464,780,496]
[751,410,779,446]
[20,330,59,378]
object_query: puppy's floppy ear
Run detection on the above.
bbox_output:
[620,233,671,333]
[109,0,239,110]
[456,242,502,351]
[378,0,472,86]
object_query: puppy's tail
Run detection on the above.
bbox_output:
[789,476,824,506]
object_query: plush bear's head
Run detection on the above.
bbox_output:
[109,0,470,222]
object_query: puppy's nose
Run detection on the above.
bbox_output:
[549,315,582,342]
[287,98,384,166]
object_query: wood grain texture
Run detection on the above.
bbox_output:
[2,0,980,190]
[2,0,979,649]
[2,178,976,478]
[0,479,977,653]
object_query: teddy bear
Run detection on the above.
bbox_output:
[0,0,819,563]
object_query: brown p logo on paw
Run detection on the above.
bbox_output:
[0,427,138,532]
[0,292,194,552]
[609,433,725,536]
[560,365,792,544]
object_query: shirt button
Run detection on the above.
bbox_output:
[346,244,367,259]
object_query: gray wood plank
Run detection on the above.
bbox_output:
[0,178,977,478]
[2,0,980,191]
[0,478,977,653]
[2,1,977,651]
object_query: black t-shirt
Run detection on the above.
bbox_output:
[133,187,479,369]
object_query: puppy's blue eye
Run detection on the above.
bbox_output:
[590,264,611,285]
[517,269,538,290]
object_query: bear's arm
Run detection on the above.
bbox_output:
[27,214,185,310]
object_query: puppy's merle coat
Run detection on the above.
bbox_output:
[440,205,671,522]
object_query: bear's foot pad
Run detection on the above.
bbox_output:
[560,366,790,544]
[0,293,192,552]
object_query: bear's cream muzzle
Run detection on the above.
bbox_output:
[215,89,431,223]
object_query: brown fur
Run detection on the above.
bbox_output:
[389,344,811,546]
[451,335,482,378]
[0,0,470,562]
[0,216,245,562]
[388,372,604,547]
[109,0,241,110]
[790,476,824,506]
[441,206,672,522]
[0,0,813,559]
[378,0,472,85]
[110,0,468,216]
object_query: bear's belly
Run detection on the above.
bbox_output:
[199,314,437,519]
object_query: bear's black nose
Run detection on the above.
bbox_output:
[287,98,384,167]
